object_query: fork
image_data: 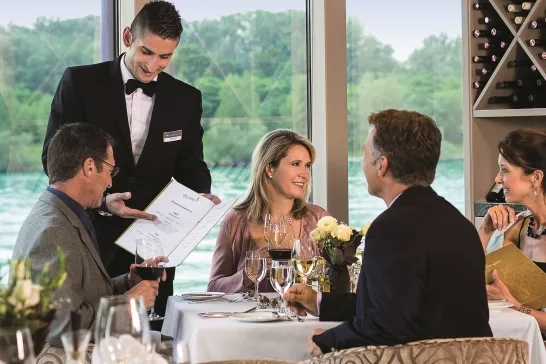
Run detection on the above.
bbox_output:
[188,293,248,304]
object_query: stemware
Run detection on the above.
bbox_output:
[244,250,267,301]
[292,238,318,285]
[0,327,35,364]
[61,329,91,364]
[94,295,151,364]
[135,238,166,321]
[269,260,293,315]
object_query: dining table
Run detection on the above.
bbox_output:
[162,294,546,364]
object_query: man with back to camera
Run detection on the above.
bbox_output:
[41,0,219,326]
[284,109,493,355]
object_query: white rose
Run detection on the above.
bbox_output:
[332,224,353,242]
[317,216,338,234]
[360,221,372,236]
[310,228,324,241]
[7,280,42,309]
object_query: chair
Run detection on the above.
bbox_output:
[299,337,528,364]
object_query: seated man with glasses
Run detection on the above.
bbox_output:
[11,123,163,351]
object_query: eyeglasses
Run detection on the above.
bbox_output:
[97,158,120,177]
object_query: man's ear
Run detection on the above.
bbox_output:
[377,156,389,178]
[122,27,132,48]
[82,157,95,178]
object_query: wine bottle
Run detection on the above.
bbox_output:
[490,28,508,37]
[528,39,545,47]
[472,55,493,63]
[490,54,503,63]
[507,59,534,67]
[478,16,494,25]
[507,4,523,12]
[480,67,495,75]
[473,81,486,89]
[486,183,505,203]
[522,1,535,10]
[473,29,489,38]
[514,16,527,24]
[488,93,528,106]
[541,51,546,60]
[531,20,545,29]
[473,2,489,10]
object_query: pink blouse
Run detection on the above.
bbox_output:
[207,203,329,293]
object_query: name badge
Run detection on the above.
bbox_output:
[163,130,182,142]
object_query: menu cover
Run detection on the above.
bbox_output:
[485,243,546,310]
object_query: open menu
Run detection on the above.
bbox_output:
[115,180,237,266]
[485,243,546,310]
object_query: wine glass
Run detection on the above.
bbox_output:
[61,329,91,364]
[244,250,267,301]
[0,327,35,364]
[95,296,151,364]
[268,222,292,261]
[135,238,166,321]
[292,238,318,285]
[270,260,293,315]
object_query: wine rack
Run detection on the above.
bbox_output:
[463,0,546,221]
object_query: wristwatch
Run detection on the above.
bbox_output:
[98,195,113,217]
[519,304,531,315]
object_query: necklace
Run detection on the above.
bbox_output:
[526,216,546,239]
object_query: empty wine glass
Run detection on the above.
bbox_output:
[292,238,318,285]
[61,329,91,364]
[94,295,151,364]
[244,250,267,301]
[270,260,293,315]
[0,327,35,364]
[135,238,166,321]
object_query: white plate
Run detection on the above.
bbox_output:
[488,300,514,310]
[179,292,225,301]
[230,312,281,323]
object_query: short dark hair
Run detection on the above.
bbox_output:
[130,0,183,41]
[47,123,115,184]
[368,109,441,186]
[499,129,546,193]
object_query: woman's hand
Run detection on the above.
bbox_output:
[482,205,517,234]
[486,269,518,307]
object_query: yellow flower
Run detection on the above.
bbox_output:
[310,228,325,241]
[360,221,372,236]
[332,224,353,242]
[317,216,338,234]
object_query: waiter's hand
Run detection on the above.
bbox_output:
[106,192,157,220]
[202,193,221,205]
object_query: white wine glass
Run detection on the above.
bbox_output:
[245,250,267,301]
[270,260,293,315]
[135,238,166,321]
[292,238,318,285]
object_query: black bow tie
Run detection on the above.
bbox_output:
[125,79,157,97]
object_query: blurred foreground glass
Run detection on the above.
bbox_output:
[154,340,190,364]
[94,295,151,364]
[61,329,91,364]
[0,327,36,364]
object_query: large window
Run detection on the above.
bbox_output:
[346,0,464,226]
[168,1,308,292]
[0,1,103,271]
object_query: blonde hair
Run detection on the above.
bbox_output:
[234,129,316,223]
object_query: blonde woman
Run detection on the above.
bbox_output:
[207,129,328,293]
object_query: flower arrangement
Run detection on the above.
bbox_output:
[0,246,67,352]
[311,216,370,266]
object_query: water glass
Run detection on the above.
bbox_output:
[0,327,36,364]
[244,250,267,301]
[270,260,293,315]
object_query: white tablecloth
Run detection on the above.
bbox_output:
[162,296,546,364]
[489,308,546,364]
[161,294,340,363]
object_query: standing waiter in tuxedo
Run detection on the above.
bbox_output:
[42,0,220,327]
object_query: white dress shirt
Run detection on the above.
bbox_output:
[120,55,158,164]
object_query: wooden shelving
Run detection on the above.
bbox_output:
[464,0,546,221]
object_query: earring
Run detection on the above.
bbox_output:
[534,189,538,196]
[268,174,273,178]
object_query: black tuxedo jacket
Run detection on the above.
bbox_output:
[42,54,212,269]
[314,186,493,352]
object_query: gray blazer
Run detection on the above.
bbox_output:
[11,190,130,347]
